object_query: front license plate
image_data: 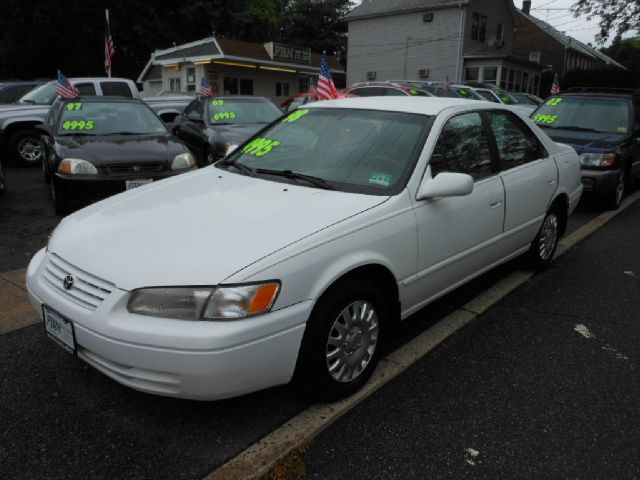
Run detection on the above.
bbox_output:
[126,179,153,190]
[43,305,76,355]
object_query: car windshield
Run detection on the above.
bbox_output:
[19,81,57,105]
[476,90,500,103]
[532,96,631,134]
[220,108,432,195]
[493,89,516,105]
[56,101,167,135]
[208,98,282,125]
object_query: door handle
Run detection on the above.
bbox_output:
[490,200,503,209]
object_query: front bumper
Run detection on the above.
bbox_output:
[53,168,195,206]
[26,248,310,400]
[581,168,620,195]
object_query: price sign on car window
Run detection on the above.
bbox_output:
[532,114,557,125]
[212,112,236,121]
[62,120,95,130]
[65,102,82,111]
[241,137,281,157]
[211,100,224,106]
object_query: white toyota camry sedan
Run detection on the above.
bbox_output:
[26,97,582,401]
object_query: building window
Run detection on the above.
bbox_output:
[514,70,523,91]
[522,72,529,92]
[533,75,540,95]
[483,66,498,85]
[298,77,310,93]
[472,13,488,42]
[169,77,181,92]
[496,23,504,42]
[500,68,509,89]
[508,70,515,90]
[186,66,196,90]
[276,82,290,97]
[223,77,254,95]
[465,67,480,81]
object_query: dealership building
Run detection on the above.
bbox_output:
[137,35,345,101]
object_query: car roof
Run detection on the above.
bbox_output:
[55,96,144,103]
[306,96,492,116]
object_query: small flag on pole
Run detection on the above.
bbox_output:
[56,71,80,99]
[105,9,115,77]
[200,77,216,97]
[316,52,339,100]
[550,73,560,95]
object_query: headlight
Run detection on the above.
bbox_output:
[579,153,616,167]
[58,158,98,175]
[127,282,280,321]
[171,152,196,170]
[225,143,239,155]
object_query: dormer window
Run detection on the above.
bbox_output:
[472,12,488,42]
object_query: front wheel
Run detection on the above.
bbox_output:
[525,205,562,270]
[10,129,43,166]
[606,170,626,210]
[295,281,387,401]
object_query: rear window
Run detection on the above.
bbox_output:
[532,96,631,135]
[100,82,133,97]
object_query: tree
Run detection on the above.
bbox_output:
[571,0,640,43]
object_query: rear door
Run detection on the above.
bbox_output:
[486,110,557,251]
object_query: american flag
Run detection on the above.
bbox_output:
[550,73,560,95]
[200,77,216,97]
[56,70,79,99]
[105,10,115,76]
[308,78,317,95]
[316,52,339,100]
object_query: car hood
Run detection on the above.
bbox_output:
[540,129,625,154]
[56,134,186,166]
[49,168,387,290]
[0,103,49,118]
[207,123,268,144]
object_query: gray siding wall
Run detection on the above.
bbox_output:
[346,8,464,84]
[463,0,515,55]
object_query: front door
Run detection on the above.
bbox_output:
[406,112,505,313]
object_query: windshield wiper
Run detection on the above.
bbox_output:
[217,161,256,176]
[255,168,335,190]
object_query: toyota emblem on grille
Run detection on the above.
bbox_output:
[63,275,74,290]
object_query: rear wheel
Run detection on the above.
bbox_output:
[295,280,387,401]
[525,204,562,270]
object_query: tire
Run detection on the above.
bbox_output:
[10,129,43,166]
[525,204,562,270]
[295,280,388,401]
[0,161,5,196]
[606,170,626,210]
[50,178,70,215]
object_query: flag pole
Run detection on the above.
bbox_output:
[106,9,111,78]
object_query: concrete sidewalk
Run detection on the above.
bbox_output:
[293,200,640,479]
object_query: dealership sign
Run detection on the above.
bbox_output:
[265,42,311,65]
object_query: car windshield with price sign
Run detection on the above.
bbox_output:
[42,97,196,213]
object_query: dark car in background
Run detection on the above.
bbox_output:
[0,81,44,104]
[531,92,640,209]
[172,96,283,165]
[39,97,196,213]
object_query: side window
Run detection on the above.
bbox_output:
[349,87,385,97]
[75,83,96,95]
[429,112,494,181]
[100,82,133,97]
[488,111,547,170]
[384,88,406,96]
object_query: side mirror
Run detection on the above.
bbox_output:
[417,172,474,200]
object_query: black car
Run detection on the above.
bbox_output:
[531,92,640,209]
[40,97,196,213]
[172,96,283,165]
[0,81,44,104]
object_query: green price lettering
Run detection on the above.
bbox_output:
[458,89,469,97]
[241,137,281,157]
[211,99,225,106]
[533,114,558,125]
[66,102,82,111]
[546,98,562,106]
[282,109,309,123]
[62,119,95,130]
[212,112,237,121]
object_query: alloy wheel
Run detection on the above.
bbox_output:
[538,213,558,261]
[17,137,42,163]
[325,300,379,383]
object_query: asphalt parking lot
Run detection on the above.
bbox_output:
[0,164,637,479]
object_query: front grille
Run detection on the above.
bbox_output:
[104,163,164,175]
[42,253,114,311]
